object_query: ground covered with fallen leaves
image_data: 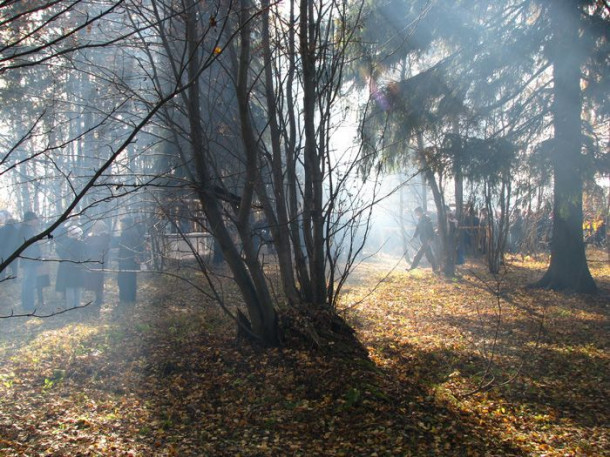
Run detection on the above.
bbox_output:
[0,249,608,456]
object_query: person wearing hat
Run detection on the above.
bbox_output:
[19,211,43,311]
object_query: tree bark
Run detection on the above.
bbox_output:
[184,4,279,344]
[534,1,596,293]
[300,0,327,305]
[260,0,300,304]
[285,0,312,302]
[418,133,454,276]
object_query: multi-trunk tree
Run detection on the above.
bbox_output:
[2,1,373,344]
[138,0,370,344]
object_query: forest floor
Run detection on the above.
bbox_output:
[0,249,608,456]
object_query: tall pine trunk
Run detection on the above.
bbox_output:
[534,1,596,293]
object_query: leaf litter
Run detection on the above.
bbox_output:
[0,249,608,456]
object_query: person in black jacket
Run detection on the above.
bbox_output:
[117,217,145,304]
[5,217,21,280]
[54,223,85,308]
[509,208,524,254]
[85,220,111,309]
[64,225,85,308]
[408,207,438,272]
[19,211,43,311]
[0,210,18,280]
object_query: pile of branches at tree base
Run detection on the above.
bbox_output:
[238,304,368,358]
[281,304,369,357]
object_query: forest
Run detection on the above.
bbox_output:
[0,0,608,455]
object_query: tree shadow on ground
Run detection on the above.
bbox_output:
[410,267,609,431]
[133,309,529,456]
[363,327,609,453]
[0,292,531,456]
[392,307,608,427]
[1,262,608,456]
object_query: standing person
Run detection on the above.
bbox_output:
[463,205,480,257]
[408,207,438,272]
[1,211,20,280]
[55,224,85,308]
[447,206,463,265]
[85,220,111,309]
[511,209,525,254]
[117,217,144,304]
[64,225,85,308]
[19,211,43,312]
[0,211,11,280]
[479,208,489,255]
[54,222,71,300]
[594,218,606,247]
[5,217,21,279]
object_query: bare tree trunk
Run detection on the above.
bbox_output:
[425,167,454,277]
[417,133,455,276]
[285,1,312,302]
[485,177,511,274]
[260,0,300,304]
[183,4,278,344]
[300,0,327,305]
[421,172,427,213]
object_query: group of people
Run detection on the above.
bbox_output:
[583,218,607,248]
[54,219,112,311]
[1,211,48,310]
[0,210,146,314]
[458,206,556,259]
[406,204,575,272]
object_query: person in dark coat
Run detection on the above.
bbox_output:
[594,219,606,247]
[0,210,18,280]
[463,205,480,257]
[408,207,438,272]
[117,217,144,304]
[5,217,21,279]
[54,223,71,298]
[85,220,111,308]
[64,225,85,308]
[509,208,524,254]
[55,223,85,308]
[19,211,43,311]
